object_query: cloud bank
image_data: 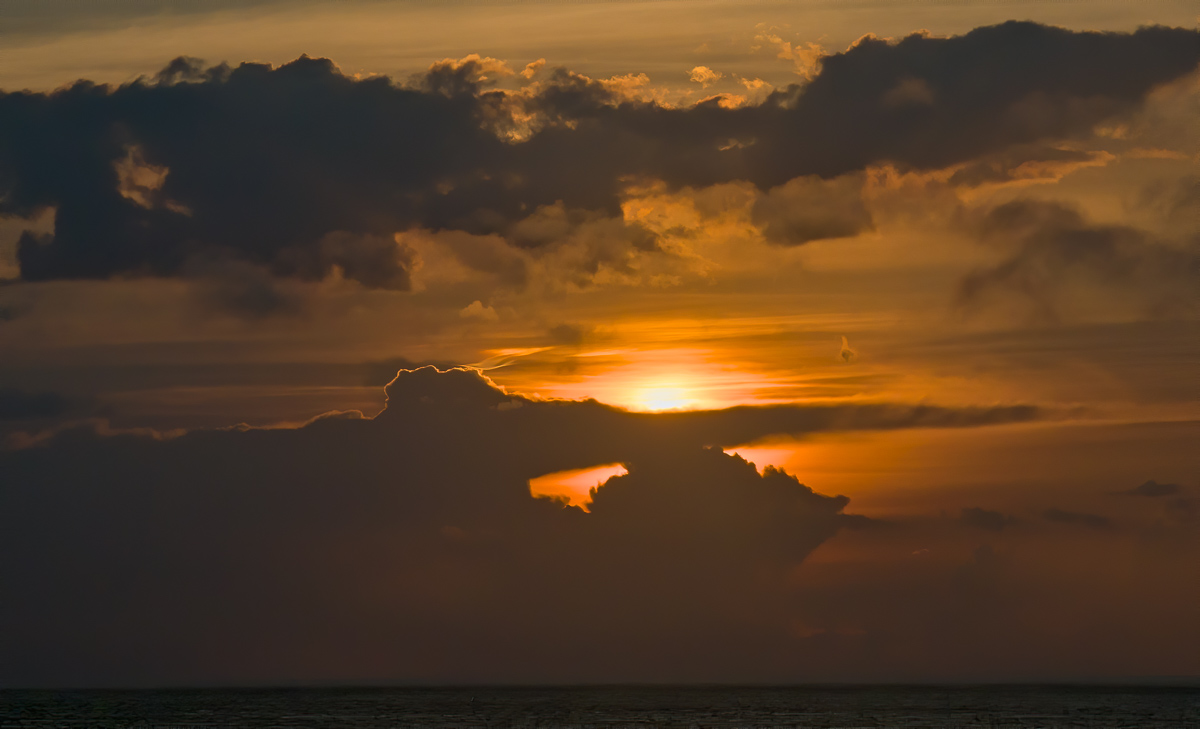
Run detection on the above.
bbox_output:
[0,367,1043,686]
[1,22,1196,291]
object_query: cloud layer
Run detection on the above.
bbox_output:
[1,22,1196,290]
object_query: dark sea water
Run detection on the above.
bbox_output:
[2,686,1198,728]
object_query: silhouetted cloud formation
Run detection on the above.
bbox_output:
[0,367,1041,686]
[1,22,1197,292]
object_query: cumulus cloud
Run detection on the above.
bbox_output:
[689,65,723,88]
[751,174,873,245]
[753,29,825,80]
[417,53,514,96]
[0,366,1043,686]
[737,22,1200,185]
[4,54,509,291]
[0,22,1196,299]
[520,58,546,80]
[459,299,499,321]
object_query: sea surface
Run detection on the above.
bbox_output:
[2,685,1198,728]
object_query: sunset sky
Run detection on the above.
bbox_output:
[1,0,1197,687]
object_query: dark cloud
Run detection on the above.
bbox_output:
[750,175,873,245]
[0,22,1196,294]
[523,23,1200,192]
[3,55,488,290]
[1044,507,1114,530]
[0,366,1040,686]
[732,22,1200,186]
[181,231,418,316]
[959,507,1018,532]
[958,200,1200,320]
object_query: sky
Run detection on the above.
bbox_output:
[0,0,1198,687]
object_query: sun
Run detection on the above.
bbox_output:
[491,346,787,412]
[635,384,694,412]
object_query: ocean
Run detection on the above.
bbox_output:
[2,685,1198,728]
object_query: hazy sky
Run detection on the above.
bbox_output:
[1,0,1197,687]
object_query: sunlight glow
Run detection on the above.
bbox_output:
[503,347,798,412]
[528,463,628,511]
[634,383,695,412]
[724,444,802,474]
[481,314,897,412]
